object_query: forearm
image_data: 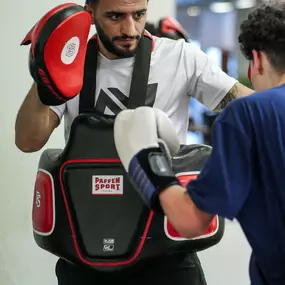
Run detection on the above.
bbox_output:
[159,185,214,238]
[214,82,254,113]
[15,84,56,152]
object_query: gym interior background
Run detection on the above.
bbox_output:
[0,0,261,284]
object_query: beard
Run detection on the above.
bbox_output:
[95,22,143,58]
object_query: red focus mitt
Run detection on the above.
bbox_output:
[21,3,92,106]
[158,17,189,41]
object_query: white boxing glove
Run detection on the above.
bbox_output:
[114,106,181,211]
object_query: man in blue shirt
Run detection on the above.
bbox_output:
[114,2,285,285]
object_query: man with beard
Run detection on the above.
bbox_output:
[15,0,253,284]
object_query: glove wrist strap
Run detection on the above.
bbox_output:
[136,148,180,191]
[128,147,180,211]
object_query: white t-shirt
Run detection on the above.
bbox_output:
[50,36,237,144]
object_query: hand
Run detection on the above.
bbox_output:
[21,3,91,106]
[114,106,181,211]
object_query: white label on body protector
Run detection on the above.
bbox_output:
[92,175,123,195]
[103,238,115,252]
[61,36,80,65]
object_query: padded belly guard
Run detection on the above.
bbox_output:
[32,113,225,271]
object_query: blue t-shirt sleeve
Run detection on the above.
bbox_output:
[187,101,253,220]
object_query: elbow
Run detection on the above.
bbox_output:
[173,216,213,239]
[159,185,215,239]
[15,137,44,153]
[175,223,207,239]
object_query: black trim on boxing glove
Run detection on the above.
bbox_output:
[36,84,67,106]
[137,148,180,192]
[28,49,38,83]
[29,49,67,106]
[128,147,181,211]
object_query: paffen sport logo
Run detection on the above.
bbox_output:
[92,175,123,195]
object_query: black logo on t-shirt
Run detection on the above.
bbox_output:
[95,83,158,115]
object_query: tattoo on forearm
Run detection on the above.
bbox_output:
[213,83,239,113]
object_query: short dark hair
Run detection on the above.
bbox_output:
[238,2,285,73]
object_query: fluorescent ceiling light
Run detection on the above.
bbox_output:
[187,6,201,16]
[209,2,234,13]
[236,0,256,9]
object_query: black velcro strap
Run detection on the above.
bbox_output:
[128,36,152,108]
[79,39,98,114]
[79,35,153,114]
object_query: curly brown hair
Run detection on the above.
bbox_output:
[238,2,285,72]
